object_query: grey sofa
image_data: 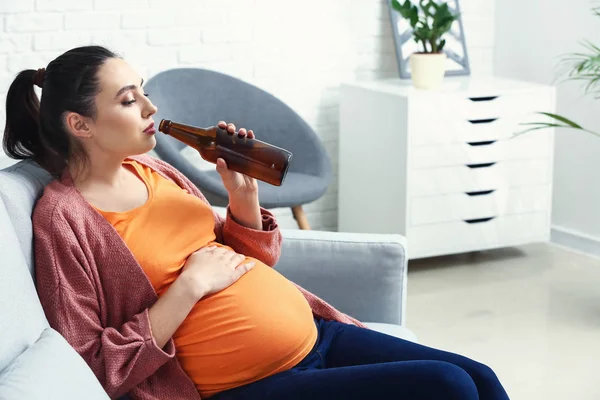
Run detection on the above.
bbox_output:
[0,160,413,399]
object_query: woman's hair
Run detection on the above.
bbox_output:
[3,45,118,177]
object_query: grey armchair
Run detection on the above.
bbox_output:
[145,68,332,230]
[0,160,413,400]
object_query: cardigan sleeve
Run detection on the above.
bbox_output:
[220,206,282,267]
[34,208,175,399]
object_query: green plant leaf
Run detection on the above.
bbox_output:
[392,0,420,28]
[420,0,433,18]
[516,112,600,138]
[558,37,600,97]
[538,112,584,128]
[394,0,458,53]
[410,6,419,26]
[439,38,446,51]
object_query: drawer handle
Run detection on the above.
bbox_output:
[468,118,498,124]
[468,96,498,102]
[467,140,497,146]
[466,162,496,169]
[464,217,496,224]
[465,190,495,196]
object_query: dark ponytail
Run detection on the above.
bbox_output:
[2,46,118,177]
[3,69,44,165]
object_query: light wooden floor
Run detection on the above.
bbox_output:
[407,243,600,400]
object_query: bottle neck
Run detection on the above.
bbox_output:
[160,120,216,148]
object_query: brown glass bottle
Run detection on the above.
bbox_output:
[158,119,292,186]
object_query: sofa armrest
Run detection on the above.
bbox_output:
[276,229,408,326]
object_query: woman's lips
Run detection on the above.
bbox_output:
[144,122,156,135]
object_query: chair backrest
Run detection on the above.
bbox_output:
[145,68,330,177]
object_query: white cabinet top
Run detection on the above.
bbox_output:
[342,76,555,98]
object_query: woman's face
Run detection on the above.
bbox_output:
[84,57,158,159]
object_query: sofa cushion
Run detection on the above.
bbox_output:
[0,161,52,278]
[365,323,419,343]
[0,328,109,399]
[0,192,48,373]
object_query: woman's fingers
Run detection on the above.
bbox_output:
[217,121,254,138]
[235,261,255,278]
[198,245,217,253]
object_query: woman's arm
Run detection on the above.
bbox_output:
[147,277,198,348]
[228,191,262,231]
[35,212,178,399]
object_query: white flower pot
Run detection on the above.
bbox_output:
[409,53,447,90]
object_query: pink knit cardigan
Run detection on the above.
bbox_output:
[33,154,363,400]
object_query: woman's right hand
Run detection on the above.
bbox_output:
[178,246,255,301]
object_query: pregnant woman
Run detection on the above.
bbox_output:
[3,45,510,400]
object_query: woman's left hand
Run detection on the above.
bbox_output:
[215,121,259,197]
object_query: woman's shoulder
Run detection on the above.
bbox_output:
[33,179,82,226]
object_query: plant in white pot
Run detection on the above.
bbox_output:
[391,0,460,89]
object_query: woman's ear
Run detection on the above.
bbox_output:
[64,112,93,139]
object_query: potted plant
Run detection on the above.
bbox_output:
[519,6,600,137]
[391,0,460,89]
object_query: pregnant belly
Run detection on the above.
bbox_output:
[172,261,317,397]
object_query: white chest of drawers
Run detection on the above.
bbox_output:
[338,77,556,259]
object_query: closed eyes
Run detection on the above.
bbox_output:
[121,93,149,106]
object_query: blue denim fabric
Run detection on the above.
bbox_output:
[212,319,510,400]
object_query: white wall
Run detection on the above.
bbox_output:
[0,0,496,230]
[495,0,600,244]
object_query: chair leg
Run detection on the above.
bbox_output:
[291,206,311,230]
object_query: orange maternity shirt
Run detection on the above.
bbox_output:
[95,160,317,397]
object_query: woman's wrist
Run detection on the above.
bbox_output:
[228,192,263,230]
[173,272,208,304]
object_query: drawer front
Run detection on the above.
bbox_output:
[408,212,549,258]
[415,91,550,121]
[409,159,551,196]
[411,115,537,146]
[410,133,552,169]
[410,91,553,146]
[410,185,551,226]
[456,93,548,120]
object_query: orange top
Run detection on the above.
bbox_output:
[95,160,317,397]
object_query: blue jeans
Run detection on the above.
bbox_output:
[213,319,510,400]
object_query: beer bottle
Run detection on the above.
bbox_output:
[158,119,292,186]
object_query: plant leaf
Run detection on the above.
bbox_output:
[392,0,420,28]
[558,37,600,96]
[439,38,446,51]
[516,111,600,138]
[538,112,584,129]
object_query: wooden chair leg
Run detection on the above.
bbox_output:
[291,206,311,230]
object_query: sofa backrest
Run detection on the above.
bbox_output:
[0,161,52,372]
[0,160,108,399]
[0,161,52,276]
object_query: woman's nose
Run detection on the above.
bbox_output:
[143,99,158,118]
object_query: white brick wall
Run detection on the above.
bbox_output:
[0,0,495,230]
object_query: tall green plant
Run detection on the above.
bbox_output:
[391,0,459,54]
[518,5,600,138]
